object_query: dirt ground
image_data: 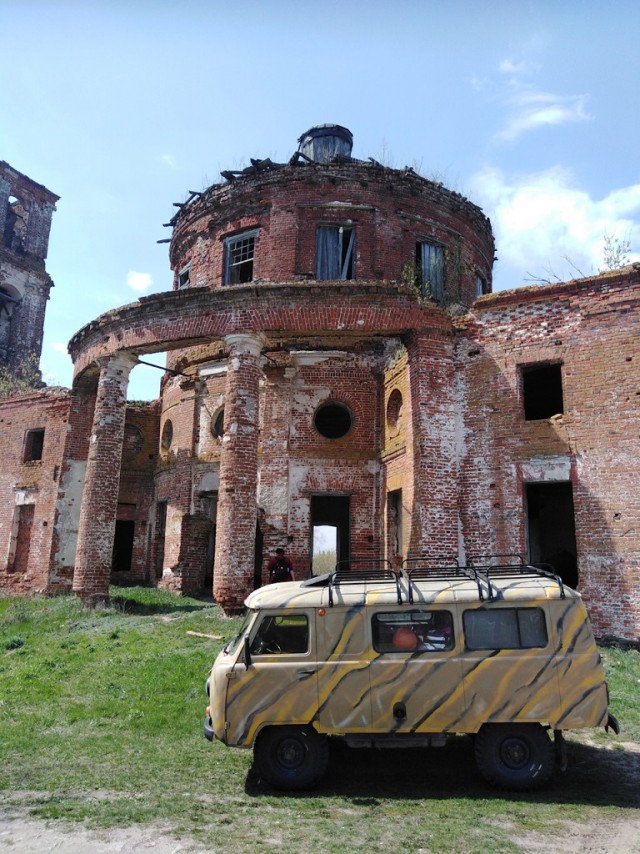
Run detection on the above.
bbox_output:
[0,812,209,854]
[2,740,639,853]
[2,810,640,853]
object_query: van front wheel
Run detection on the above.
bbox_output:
[255,726,329,790]
[474,723,554,790]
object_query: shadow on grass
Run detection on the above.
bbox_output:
[245,735,640,809]
[109,586,215,616]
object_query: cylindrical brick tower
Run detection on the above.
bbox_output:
[154,126,495,611]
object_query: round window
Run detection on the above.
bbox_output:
[314,402,353,439]
[161,419,173,451]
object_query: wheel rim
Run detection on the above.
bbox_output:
[499,737,530,770]
[276,737,307,770]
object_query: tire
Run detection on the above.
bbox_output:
[254,726,329,790]
[474,723,555,790]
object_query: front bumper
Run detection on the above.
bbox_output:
[204,714,214,742]
[606,712,620,734]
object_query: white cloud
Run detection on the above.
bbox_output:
[127,270,153,292]
[51,341,68,353]
[471,167,640,285]
[499,58,540,76]
[498,88,591,141]
[156,153,176,168]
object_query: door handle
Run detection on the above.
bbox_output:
[297,669,316,678]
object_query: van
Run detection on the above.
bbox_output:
[204,560,619,790]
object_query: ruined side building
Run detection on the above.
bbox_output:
[0,127,638,640]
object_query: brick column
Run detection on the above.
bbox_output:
[72,352,137,605]
[405,331,459,561]
[213,333,263,612]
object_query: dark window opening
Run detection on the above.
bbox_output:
[23,428,44,462]
[224,230,257,284]
[526,481,578,588]
[316,225,355,280]
[522,363,564,420]
[111,520,135,573]
[200,492,218,589]
[463,608,548,650]
[155,501,167,579]
[178,264,191,288]
[314,402,353,439]
[254,520,264,590]
[10,503,34,573]
[4,195,28,252]
[475,274,488,297]
[416,241,444,301]
[0,287,20,358]
[211,408,225,439]
[387,489,403,560]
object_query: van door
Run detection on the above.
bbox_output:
[367,608,464,733]
[224,610,318,746]
[314,605,373,733]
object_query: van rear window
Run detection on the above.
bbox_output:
[463,608,547,650]
[372,610,454,653]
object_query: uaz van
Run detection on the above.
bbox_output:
[204,560,619,790]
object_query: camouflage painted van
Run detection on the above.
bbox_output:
[204,561,619,790]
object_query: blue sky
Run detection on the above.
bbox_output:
[2,0,639,400]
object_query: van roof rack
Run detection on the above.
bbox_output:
[301,555,565,606]
[327,560,401,607]
[467,555,566,600]
[404,558,486,603]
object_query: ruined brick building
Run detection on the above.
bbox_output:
[1,127,638,640]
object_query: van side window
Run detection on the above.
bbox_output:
[372,611,454,653]
[251,614,309,655]
[463,608,547,650]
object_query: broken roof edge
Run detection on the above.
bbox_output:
[0,160,60,204]
[166,157,490,234]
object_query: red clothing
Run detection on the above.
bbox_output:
[267,555,294,582]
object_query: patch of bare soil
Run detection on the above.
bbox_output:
[0,811,208,854]
[513,739,640,853]
[515,816,640,853]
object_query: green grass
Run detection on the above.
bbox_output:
[1,588,639,852]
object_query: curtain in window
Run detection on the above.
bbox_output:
[316,227,341,280]
[419,243,444,301]
[316,227,354,280]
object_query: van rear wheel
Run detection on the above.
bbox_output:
[474,723,554,790]
[255,726,329,790]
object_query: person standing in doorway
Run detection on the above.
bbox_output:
[267,547,295,583]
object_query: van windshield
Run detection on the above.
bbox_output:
[223,611,255,655]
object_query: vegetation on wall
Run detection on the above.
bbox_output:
[0,352,43,398]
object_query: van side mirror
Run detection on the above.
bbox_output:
[243,634,252,669]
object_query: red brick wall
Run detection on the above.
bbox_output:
[0,388,72,594]
[169,162,494,307]
[456,269,640,638]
